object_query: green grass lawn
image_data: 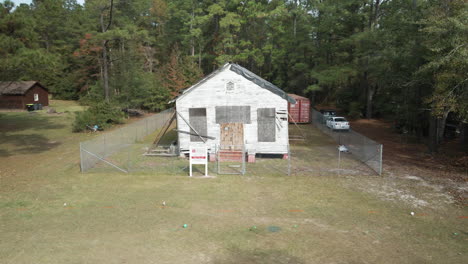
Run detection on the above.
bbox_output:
[0,101,466,263]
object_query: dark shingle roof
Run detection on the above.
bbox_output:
[0,81,47,95]
[230,63,296,104]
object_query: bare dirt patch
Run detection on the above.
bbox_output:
[350,119,468,203]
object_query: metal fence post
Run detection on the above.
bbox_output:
[338,147,341,175]
[287,144,291,176]
[242,145,246,175]
[80,142,84,173]
[216,144,220,174]
[127,141,131,172]
[145,119,148,137]
[379,144,383,176]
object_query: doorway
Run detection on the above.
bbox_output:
[220,122,244,150]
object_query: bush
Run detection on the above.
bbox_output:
[72,101,125,132]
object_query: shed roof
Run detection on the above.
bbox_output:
[174,63,296,104]
[0,81,47,95]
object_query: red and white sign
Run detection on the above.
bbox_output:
[189,146,207,176]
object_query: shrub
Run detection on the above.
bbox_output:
[72,101,125,132]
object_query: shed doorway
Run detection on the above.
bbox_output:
[220,123,244,150]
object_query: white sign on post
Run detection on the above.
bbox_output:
[189,145,208,177]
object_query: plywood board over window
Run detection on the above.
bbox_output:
[258,108,276,142]
[189,108,207,142]
[215,106,251,124]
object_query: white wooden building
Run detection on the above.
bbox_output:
[174,62,296,161]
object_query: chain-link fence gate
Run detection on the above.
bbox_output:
[216,145,246,175]
[243,145,291,176]
[311,109,383,175]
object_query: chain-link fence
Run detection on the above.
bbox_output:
[80,108,175,173]
[243,145,291,176]
[79,107,378,176]
[216,145,246,175]
[311,109,383,175]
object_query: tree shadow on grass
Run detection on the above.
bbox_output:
[0,133,61,157]
[0,112,65,133]
[212,247,305,264]
[0,112,65,157]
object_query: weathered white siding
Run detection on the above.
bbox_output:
[176,65,289,155]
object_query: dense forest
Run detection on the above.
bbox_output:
[0,0,467,151]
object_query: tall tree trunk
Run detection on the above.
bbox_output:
[311,91,316,107]
[293,14,297,39]
[44,33,50,51]
[198,43,202,69]
[364,0,380,119]
[428,115,439,153]
[361,72,373,119]
[99,0,114,102]
[368,1,374,29]
[190,4,195,56]
[461,122,468,154]
[101,40,110,101]
[437,109,450,143]
[366,84,375,119]
[100,10,110,101]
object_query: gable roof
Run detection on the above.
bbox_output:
[0,81,47,95]
[174,63,296,104]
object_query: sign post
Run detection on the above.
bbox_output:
[189,145,208,177]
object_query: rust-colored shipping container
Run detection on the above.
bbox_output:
[288,94,310,123]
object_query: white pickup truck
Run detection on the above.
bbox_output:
[326,117,350,131]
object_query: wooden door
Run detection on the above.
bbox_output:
[220,123,244,150]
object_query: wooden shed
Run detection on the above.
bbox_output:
[288,94,310,123]
[174,63,296,162]
[0,81,49,109]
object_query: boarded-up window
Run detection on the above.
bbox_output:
[189,108,207,142]
[215,106,251,124]
[258,108,276,142]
